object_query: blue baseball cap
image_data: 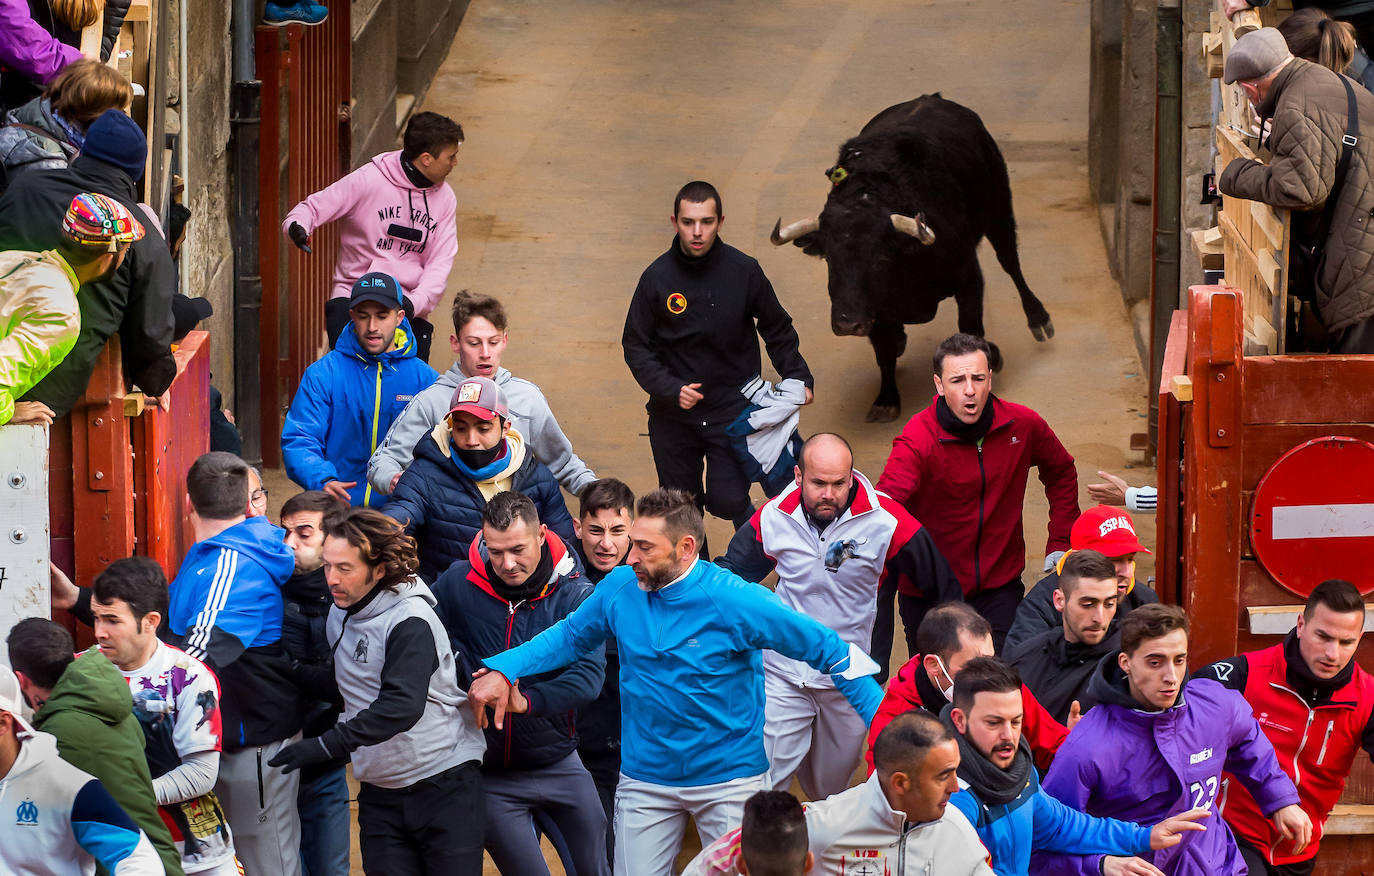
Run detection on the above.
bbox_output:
[349,272,410,315]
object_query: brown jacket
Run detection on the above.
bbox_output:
[1220,58,1374,332]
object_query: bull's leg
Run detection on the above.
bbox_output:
[984,212,1053,341]
[953,261,1004,372]
[866,320,906,423]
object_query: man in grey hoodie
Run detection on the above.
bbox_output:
[368,291,596,497]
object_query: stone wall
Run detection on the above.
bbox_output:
[174,0,236,404]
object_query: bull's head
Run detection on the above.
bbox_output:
[772,195,936,337]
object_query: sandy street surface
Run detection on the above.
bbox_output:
[260,0,1156,871]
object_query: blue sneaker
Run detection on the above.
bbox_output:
[263,1,328,26]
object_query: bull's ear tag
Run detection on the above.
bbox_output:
[827,165,849,185]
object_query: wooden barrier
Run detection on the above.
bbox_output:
[1159,287,1374,864]
[50,331,210,609]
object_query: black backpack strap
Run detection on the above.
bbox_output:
[1314,75,1361,252]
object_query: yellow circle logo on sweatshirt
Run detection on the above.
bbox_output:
[667,292,687,314]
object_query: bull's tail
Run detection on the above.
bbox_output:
[983,141,1053,339]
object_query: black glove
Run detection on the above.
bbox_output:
[288,222,313,254]
[267,734,344,773]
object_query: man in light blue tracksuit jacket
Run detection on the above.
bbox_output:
[469,487,884,876]
[282,271,437,508]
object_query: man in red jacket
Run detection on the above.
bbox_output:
[877,333,1079,649]
[1199,579,1374,876]
[864,602,1068,774]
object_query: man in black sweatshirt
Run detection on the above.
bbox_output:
[279,490,351,876]
[622,181,813,532]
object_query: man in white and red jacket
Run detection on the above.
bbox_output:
[283,111,464,362]
[877,332,1079,649]
[718,431,959,798]
[1200,579,1374,876]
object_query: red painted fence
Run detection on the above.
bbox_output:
[255,12,353,466]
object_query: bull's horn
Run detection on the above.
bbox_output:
[891,213,936,245]
[771,216,820,245]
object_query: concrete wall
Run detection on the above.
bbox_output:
[173,0,236,405]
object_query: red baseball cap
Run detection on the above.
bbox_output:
[1070,505,1151,556]
[447,376,508,422]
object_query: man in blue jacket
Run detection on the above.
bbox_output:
[282,271,437,507]
[166,451,305,876]
[468,487,884,876]
[433,491,609,876]
[946,656,1209,876]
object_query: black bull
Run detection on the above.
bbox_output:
[772,93,1054,423]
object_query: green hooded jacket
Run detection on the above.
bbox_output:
[34,647,185,876]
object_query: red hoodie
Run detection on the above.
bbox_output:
[865,652,1068,773]
[876,396,1079,595]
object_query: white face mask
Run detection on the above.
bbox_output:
[933,654,956,703]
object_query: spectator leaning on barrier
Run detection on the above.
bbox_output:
[0,190,143,426]
[269,507,488,876]
[165,451,306,876]
[382,374,576,582]
[279,489,352,876]
[1005,505,1159,653]
[370,290,598,497]
[0,108,177,416]
[91,557,240,876]
[1031,604,1310,876]
[432,491,609,876]
[7,617,185,875]
[282,271,438,508]
[1006,550,1123,725]
[1219,28,1374,352]
[284,111,464,363]
[622,180,814,537]
[0,58,132,193]
[718,432,960,799]
[0,662,165,876]
[467,487,884,876]
[570,477,635,863]
[1200,580,1374,876]
[877,333,1079,650]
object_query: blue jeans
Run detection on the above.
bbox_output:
[298,764,351,876]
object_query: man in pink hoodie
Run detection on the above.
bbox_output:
[283,111,464,363]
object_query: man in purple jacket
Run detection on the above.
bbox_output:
[1031,604,1310,876]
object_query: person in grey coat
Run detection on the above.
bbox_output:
[369,291,596,497]
[269,507,487,876]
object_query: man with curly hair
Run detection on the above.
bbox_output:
[269,506,487,876]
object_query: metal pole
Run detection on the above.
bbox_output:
[230,0,263,464]
[1150,0,1182,458]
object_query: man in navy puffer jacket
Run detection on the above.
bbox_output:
[383,375,576,582]
[282,272,437,508]
[432,491,608,876]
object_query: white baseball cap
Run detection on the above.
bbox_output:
[0,663,36,736]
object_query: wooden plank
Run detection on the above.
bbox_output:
[1191,227,1224,270]
[1171,374,1193,401]
[1251,202,1285,251]
[1241,356,1374,424]
[1327,805,1374,835]
[1248,605,1374,634]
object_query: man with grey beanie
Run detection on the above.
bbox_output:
[1220,27,1374,352]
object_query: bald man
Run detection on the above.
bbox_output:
[719,433,961,798]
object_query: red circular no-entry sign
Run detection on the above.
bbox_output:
[1250,436,1374,597]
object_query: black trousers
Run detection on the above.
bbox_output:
[579,745,621,865]
[325,296,435,363]
[357,761,485,876]
[1235,833,1317,876]
[647,411,754,530]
